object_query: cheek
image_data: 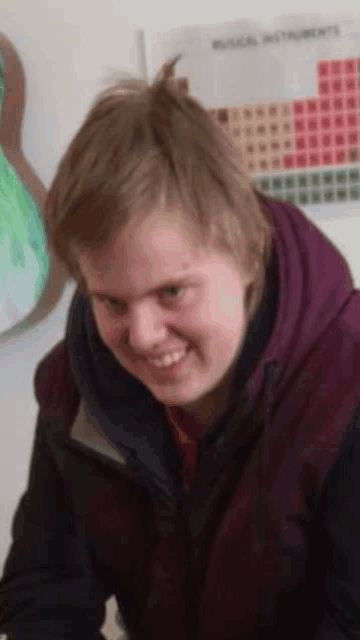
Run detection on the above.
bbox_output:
[92,305,123,349]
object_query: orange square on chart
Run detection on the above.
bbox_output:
[270,140,280,152]
[271,157,281,169]
[217,109,229,124]
[282,121,292,135]
[259,159,269,171]
[268,104,279,118]
[230,109,241,122]
[255,105,266,120]
[242,107,254,122]
[348,148,358,162]
[255,123,268,138]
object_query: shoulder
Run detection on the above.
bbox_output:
[34,340,79,415]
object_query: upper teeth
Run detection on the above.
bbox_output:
[148,349,187,368]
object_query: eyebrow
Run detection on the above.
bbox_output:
[88,276,199,303]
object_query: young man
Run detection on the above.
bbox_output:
[1,58,360,640]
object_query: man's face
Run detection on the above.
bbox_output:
[79,207,253,413]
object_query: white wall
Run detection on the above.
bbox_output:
[1,0,360,610]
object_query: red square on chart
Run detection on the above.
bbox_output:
[293,101,305,115]
[309,153,320,166]
[307,100,317,114]
[319,81,330,94]
[296,138,306,150]
[321,134,332,147]
[320,99,331,112]
[323,152,333,165]
[309,135,318,149]
[346,95,357,110]
[283,155,294,169]
[318,61,329,77]
[332,79,342,93]
[296,154,307,168]
[333,97,343,111]
[331,60,342,75]
[321,116,331,129]
[308,118,318,131]
[335,150,346,164]
[347,113,357,127]
[334,115,345,129]
[345,59,356,74]
[348,131,358,145]
[335,133,345,146]
[295,119,305,132]
[345,78,356,92]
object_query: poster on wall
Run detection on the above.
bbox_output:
[148,13,360,217]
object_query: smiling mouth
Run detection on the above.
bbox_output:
[145,347,190,369]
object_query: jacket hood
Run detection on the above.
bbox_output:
[64,197,356,502]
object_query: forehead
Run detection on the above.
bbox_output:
[79,208,206,295]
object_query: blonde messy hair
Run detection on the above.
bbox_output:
[45,56,273,318]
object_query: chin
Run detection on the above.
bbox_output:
[149,384,204,408]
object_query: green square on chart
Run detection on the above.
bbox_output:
[350,186,360,200]
[285,176,295,189]
[260,179,270,191]
[298,175,307,188]
[285,192,296,204]
[311,191,322,204]
[298,191,309,205]
[335,171,346,184]
[311,173,320,186]
[272,177,282,190]
[324,189,334,202]
[349,169,359,183]
[336,189,347,202]
[323,172,334,186]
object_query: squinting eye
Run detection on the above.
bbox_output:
[105,298,127,314]
[160,285,183,300]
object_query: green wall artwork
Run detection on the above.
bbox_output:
[0,36,66,341]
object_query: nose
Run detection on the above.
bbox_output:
[127,302,167,353]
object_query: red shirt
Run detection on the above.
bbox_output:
[165,406,207,489]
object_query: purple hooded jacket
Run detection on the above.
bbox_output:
[1,196,360,640]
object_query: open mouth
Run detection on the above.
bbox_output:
[145,346,191,374]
